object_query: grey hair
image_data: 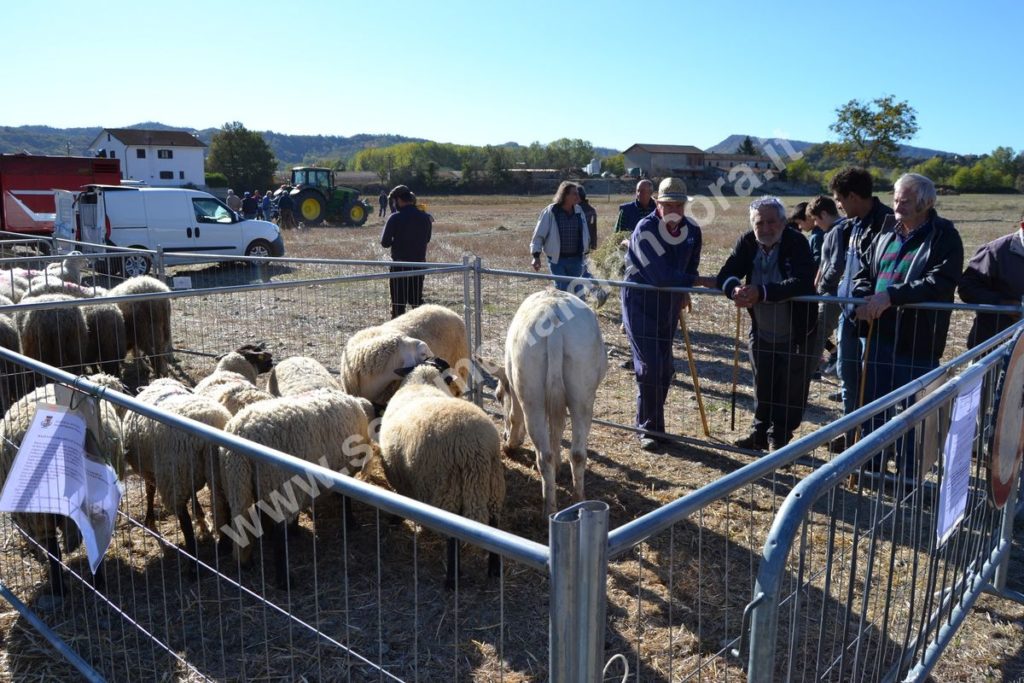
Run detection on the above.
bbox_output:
[636,179,654,193]
[894,173,937,214]
[749,196,786,225]
[552,181,578,206]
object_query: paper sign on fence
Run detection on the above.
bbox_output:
[0,405,121,573]
[936,374,983,545]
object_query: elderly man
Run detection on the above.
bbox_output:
[828,167,893,451]
[615,179,657,234]
[717,197,817,451]
[622,178,715,451]
[853,173,963,476]
[530,181,590,295]
[958,209,1024,347]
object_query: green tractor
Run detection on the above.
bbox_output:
[286,166,371,227]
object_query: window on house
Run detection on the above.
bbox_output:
[158,149,173,159]
[110,151,116,158]
[159,171,173,180]
[179,171,185,179]
[136,149,146,159]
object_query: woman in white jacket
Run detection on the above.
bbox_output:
[529,181,591,295]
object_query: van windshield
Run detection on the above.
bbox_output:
[193,198,234,223]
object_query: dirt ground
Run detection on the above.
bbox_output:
[0,191,1023,681]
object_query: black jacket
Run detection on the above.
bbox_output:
[852,210,964,363]
[381,204,432,262]
[716,227,818,340]
[958,231,1024,347]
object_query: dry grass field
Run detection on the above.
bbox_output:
[0,191,1022,681]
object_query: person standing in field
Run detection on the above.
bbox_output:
[260,190,273,221]
[852,173,963,478]
[226,189,242,212]
[530,181,590,296]
[277,186,297,230]
[241,192,258,220]
[381,184,432,318]
[577,186,608,307]
[958,209,1024,347]
[622,177,715,451]
[808,196,844,379]
[378,189,388,218]
[717,197,818,452]
[614,179,657,235]
[828,167,893,452]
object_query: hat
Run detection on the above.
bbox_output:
[657,177,692,203]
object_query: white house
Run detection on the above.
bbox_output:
[88,128,207,187]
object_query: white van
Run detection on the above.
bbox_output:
[77,185,285,276]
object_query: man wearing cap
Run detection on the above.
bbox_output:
[622,177,715,451]
[381,184,432,318]
[530,181,590,295]
[717,197,817,452]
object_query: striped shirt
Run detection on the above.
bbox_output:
[875,221,932,293]
[554,206,583,257]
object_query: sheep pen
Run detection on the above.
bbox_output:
[0,193,1019,682]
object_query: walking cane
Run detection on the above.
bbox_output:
[730,308,742,432]
[680,309,710,438]
[853,318,876,444]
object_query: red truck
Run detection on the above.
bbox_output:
[0,153,121,237]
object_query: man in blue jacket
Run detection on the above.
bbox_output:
[622,177,715,451]
[717,197,818,452]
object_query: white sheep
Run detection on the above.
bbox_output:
[218,388,376,588]
[122,378,232,567]
[381,305,471,391]
[379,359,505,589]
[0,373,126,594]
[339,330,433,405]
[194,349,276,416]
[489,289,607,516]
[106,275,172,377]
[267,355,340,396]
[0,313,21,413]
[0,271,29,302]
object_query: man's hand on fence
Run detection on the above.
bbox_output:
[732,285,760,309]
[856,291,891,321]
[531,255,541,272]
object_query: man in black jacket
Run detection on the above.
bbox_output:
[828,168,893,451]
[381,185,432,318]
[958,209,1024,347]
[853,173,963,476]
[717,197,817,451]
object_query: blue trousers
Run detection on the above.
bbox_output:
[548,255,586,296]
[837,314,864,417]
[861,337,938,476]
[622,287,682,435]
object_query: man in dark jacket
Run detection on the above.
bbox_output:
[717,197,817,451]
[381,184,432,318]
[853,173,963,476]
[958,211,1024,347]
[828,167,893,451]
[614,180,656,234]
[277,187,297,230]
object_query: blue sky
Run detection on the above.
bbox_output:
[7,0,1021,155]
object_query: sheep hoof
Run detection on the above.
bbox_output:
[143,514,156,531]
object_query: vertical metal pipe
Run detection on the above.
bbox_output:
[472,256,484,408]
[461,255,475,403]
[549,501,609,683]
[155,246,165,279]
[992,473,1020,592]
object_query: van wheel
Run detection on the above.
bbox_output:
[121,253,151,277]
[245,240,272,258]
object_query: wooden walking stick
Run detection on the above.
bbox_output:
[730,308,742,432]
[853,318,876,444]
[680,309,710,438]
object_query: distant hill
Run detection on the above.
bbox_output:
[706,134,958,161]
[0,122,618,166]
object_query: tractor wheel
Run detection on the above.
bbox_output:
[344,201,369,227]
[295,190,326,226]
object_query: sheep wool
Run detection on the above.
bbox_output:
[382,305,471,391]
[107,276,172,377]
[16,293,88,375]
[267,356,340,397]
[339,329,432,405]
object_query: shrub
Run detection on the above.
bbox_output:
[205,172,228,188]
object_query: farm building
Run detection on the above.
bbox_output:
[622,143,706,178]
[704,152,775,172]
[88,128,207,188]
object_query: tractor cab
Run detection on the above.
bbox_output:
[286,166,369,227]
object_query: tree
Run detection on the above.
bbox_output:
[206,122,277,192]
[736,136,757,156]
[828,95,919,167]
[601,154,625,176]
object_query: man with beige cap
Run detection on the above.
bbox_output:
[622,177,716,451]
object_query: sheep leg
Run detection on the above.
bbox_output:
[191,494,210,538]
[567,402,594,504]
[504,389,526,451]
[44,534,65,598]
[175,504,199,580]
[267,517,292,591]
[445,537,461,590]
[143,480,157,530]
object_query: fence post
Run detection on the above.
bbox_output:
[473,256,484,408]
[549,501,609,683]
[461,255,477,405]
[154,246,165,279]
